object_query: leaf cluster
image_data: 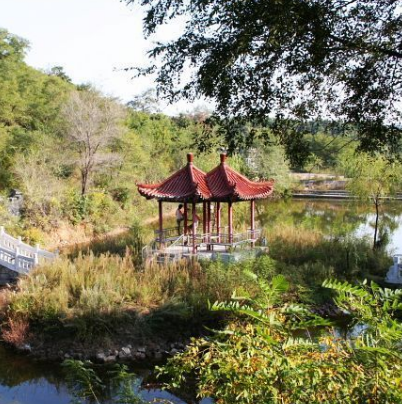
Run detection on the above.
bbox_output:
[129,0,402,158]
[160,276,402,403]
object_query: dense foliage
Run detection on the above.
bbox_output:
[1,246,256,342]
[0,213,391,350]
[160,277,402,403]
[129,0,402,158]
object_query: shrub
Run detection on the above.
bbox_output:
[21,226,45,245]
[159,278,402,404]
[110,187,131,207]
[2,317,30,347]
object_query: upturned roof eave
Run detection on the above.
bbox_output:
[137,153,275,202]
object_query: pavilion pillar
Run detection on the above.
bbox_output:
[207,201,211,248]
[192,202,196,254]
[203,201,207,241]
[216,202,221,242]
[228,201,233,244]
[184,202,188,235]
[158,200,164,248]
[250,199,255,247]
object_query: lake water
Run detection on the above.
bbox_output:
[259,198,402,254]
[1,198,402,403]
[0,343,211,404]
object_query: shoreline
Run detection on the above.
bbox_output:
[1,301,344,364]
[7,336,189,364]
[292,190,402,200]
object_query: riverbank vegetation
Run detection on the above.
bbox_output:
[0,218,391,355]
[0,251,255,348]
[49,275,402,404]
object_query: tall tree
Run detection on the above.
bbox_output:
[127,88,160,113]
[0,29,72,189]
[128,0,402,158]
[62,90,125,195]
[344,153,401,250]
[47,66,72,83]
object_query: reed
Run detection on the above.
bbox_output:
[3,252,252,341]
[260,223,392,302]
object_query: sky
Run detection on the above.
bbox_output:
[0,0,196,114]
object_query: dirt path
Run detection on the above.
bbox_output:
[45,225,130,250]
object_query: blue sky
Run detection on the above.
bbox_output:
[1,0,194,113]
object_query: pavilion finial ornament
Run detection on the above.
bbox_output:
[220,153,227,164]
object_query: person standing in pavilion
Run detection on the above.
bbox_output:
[187,211,200,234]
[176,204,184,234]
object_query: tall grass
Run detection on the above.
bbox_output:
[267,223,391,276]
[259,223,392,302]
[3,252,254,341]
[64,223,146,266]
[1,221,392,343]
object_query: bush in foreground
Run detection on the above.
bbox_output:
[159,277,402,404]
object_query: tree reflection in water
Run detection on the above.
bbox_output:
[258,199,402,252]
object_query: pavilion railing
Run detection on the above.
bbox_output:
[154,228,262,245]
[144,228,264,264]
[154,227,210,244]
[248,228,262,241]
[154,226,230,241]
[154,227,182,242]
[143,235,189,264]
[207,228,262,245]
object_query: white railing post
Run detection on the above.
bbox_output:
[17,236,23,257]
[35,243,40,264]
[14,246,20,271]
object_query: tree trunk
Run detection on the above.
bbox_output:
[373,198,380,250]
[81,169,89,196]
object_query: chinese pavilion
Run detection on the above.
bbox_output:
[138,153,274,262]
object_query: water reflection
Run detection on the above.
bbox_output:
[0,345,211,404]
[259,199,402,253]
[0,344,70,404]
[0,379,71,404]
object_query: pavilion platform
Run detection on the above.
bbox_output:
[142,227,267,264]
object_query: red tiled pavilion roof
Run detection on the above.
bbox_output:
[137,153,274,202]
[137,153,211,202]
[206,154,274,201]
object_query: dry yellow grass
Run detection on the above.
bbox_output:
[267,223,323,247]
[2,252,251,340]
